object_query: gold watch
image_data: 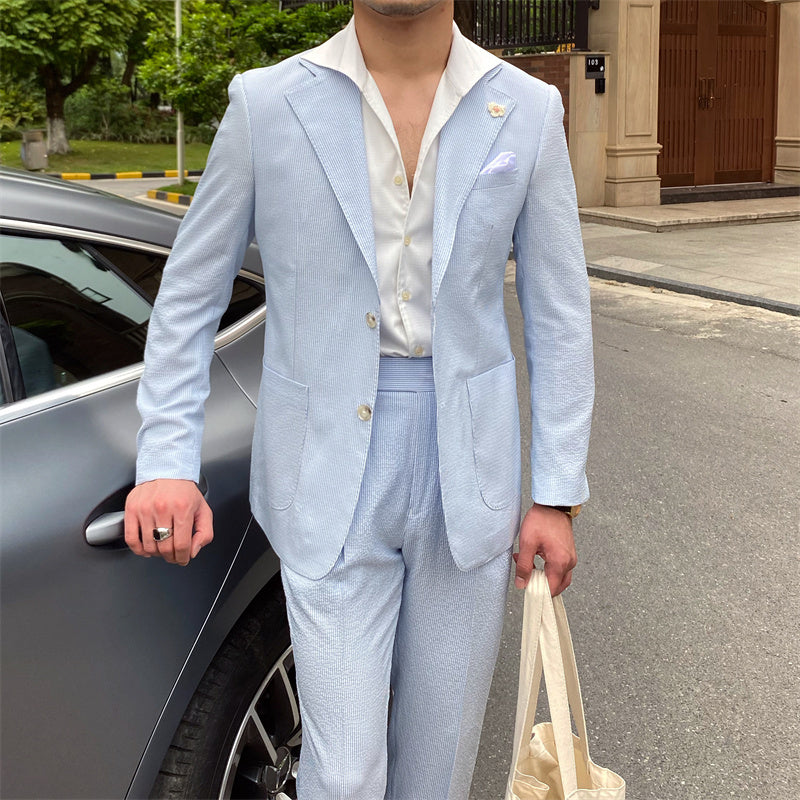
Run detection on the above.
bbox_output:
[552,504,582,519]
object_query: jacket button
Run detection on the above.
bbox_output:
[357,404,372,421]
[365,312,377,329]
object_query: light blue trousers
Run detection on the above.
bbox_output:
[281,358,512,799]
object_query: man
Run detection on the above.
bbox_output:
[125,1,593,797]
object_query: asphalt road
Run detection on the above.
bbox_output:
[471,279,800,800]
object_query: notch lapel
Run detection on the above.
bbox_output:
[286,65,378,285]
[432,74,516,305]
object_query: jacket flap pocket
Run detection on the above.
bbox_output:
[466,357,521,510]
[253,364,309,510]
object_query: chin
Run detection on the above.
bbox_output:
[356,0,446,17]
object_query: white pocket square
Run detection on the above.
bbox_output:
[480,151,516,175]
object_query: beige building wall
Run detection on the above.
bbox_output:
[587,0,662,206]
[769,0,800,184]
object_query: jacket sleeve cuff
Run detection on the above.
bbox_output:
[135,450,201,486]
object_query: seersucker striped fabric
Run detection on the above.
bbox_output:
[281,378,512,799]
[377,356,434,392]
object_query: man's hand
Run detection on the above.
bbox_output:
[514,503,577,596]
[124,479,213,566]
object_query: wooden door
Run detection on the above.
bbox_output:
[658,0,778,187]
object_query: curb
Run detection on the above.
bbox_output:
[587,263,800,317]
[49,169,204,181]
[579,209,800,232]
[147,189,193,206]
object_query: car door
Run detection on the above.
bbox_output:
[0,225,265,799]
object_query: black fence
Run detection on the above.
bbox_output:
[279,1,349,9]
[280,1,586,50]
[470,1,580,49]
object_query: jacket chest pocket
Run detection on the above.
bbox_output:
[466,358,521,510]
[253,364,309,510]
[471,169,519,191]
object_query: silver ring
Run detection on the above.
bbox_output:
[153,526,173,542]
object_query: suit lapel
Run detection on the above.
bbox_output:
[286,64,378,285]
[432,72,516,305]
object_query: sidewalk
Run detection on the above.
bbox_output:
[579,197,800,316]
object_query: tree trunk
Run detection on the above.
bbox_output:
[121,57,136,88]
[39,52,99,155]
[45,89,70,155]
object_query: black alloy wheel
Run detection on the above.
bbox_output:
[151,587,301,799]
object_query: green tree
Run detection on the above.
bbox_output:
[0,0,142,153]
[122,0,174,94]
[139,0,351,125]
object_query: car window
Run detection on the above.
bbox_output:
[91,242,166,301]
[0,232,265,406]
[0,316,25,403]
[92,242,265,330]
[1,232,153,400]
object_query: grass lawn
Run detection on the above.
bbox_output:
[0,140,211,174]
[158,180,198,196]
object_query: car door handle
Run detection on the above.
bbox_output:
[85,475,209,546]
[85,510,127,545]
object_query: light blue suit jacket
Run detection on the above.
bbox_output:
[136,53,594,580]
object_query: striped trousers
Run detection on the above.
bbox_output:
[281,357,512,799]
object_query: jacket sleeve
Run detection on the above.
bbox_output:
[135,73,256,484]
[511,83,594,506]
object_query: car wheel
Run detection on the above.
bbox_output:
[151,587,301,799]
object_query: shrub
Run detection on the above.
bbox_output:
[65,78,178,143]
[0,75,45,141]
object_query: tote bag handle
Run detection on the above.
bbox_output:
[509,569,593,796]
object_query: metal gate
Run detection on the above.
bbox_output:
[658,0,778,187]
[283,1,582,49]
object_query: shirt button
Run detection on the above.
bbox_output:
[357,404,372,421]
[394,174,404,186]
[404,235,411,246]
[365,311,377,328]
[401,289,411,302]
[414,346,424,356]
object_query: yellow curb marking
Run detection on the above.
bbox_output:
[61,173,91,180]
[147,188,192,205]
[115,171,143,179]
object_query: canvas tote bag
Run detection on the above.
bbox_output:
[505,569,625,800]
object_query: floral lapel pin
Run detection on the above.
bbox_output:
[487,101,506,118]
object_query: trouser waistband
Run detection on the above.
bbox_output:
[377,357,434,392]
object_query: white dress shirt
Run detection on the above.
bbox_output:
[303,18,499,357]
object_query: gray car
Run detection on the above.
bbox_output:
[0,167,300,799]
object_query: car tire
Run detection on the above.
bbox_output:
[150,586,300,800]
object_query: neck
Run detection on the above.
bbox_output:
[353,1,454,81]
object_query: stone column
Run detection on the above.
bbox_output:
[768,0,800,184]
[589,0,662,206]
[568,51,610,207]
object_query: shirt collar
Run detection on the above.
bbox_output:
[302,17,500,100]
